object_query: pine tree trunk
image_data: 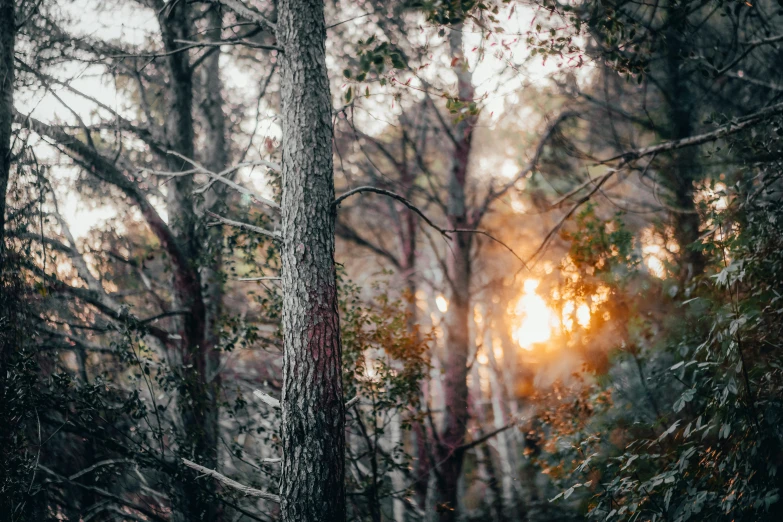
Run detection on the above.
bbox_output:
[277,0,345,520]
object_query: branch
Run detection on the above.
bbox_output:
[164,150,280,210]
[18,61,168,154]
[216,0,277,33]
[446,229,529,271]
[335,220,401,269]
[174,38,280,52]
[181,459,281,503]
[38,465,168,522]
[14,112,197,301]
[521,100,783,266]
[333,186,450,238]
[715,33,783,77]
[526,170,617,267]
[253,389,280,408]
[476,111,577,223]
[206,211,280,240]
[602,100,783,164]
[457,419,520,453]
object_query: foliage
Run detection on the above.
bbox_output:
[544,149,783,520]
[339,275,432,518]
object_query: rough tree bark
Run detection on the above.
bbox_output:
[434,23,476,522]
[277,0,345,520]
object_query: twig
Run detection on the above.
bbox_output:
[446,229,529,272]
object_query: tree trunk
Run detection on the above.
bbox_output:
[157,4,217,521]
[197,5,228,521]
[0,0,15,516]
[486,329,524,521]
[277,0,345,520]
[0,0,12,259]
[663,7,705,281]
[434,23,476,522]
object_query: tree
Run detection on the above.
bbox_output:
[276,0,345,520]
[0,0,12,252]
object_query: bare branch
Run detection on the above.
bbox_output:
[527,170,617,267]
[14,112,197,302]
[457,418,520,453]
[206,211,280,240]
[165,150,280,210]
[253,389,281,408]
[38,465,168,522]
[335,220,401,269]
[181,459,281,503]
[476,111,577,223]
[216,0,277,33]
[602,100,783,164]
[446,229,529,272]
[333,186,450,238]
[174,38,280,52]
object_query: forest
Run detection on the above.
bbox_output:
[2,0,783,520]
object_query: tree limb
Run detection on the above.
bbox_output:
[216,0,277,33]
[333,186,450,238]
[181,458,281,503]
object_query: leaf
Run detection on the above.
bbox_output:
[658,420,681,442]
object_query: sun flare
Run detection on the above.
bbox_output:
[511,279,557,350]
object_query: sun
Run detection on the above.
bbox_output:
[511,279,557,350]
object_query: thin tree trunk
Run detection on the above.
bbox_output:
[434,22,476,522]
[0,1,16,516]
[0,0,13,259]
[470,354,507,522]
[663,6,704,280]
[197,6,228,521]
[157,4,217,520]
[277,0,345,520]
[485,331,524,521]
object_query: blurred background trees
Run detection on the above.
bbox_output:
[3,0,783,521]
